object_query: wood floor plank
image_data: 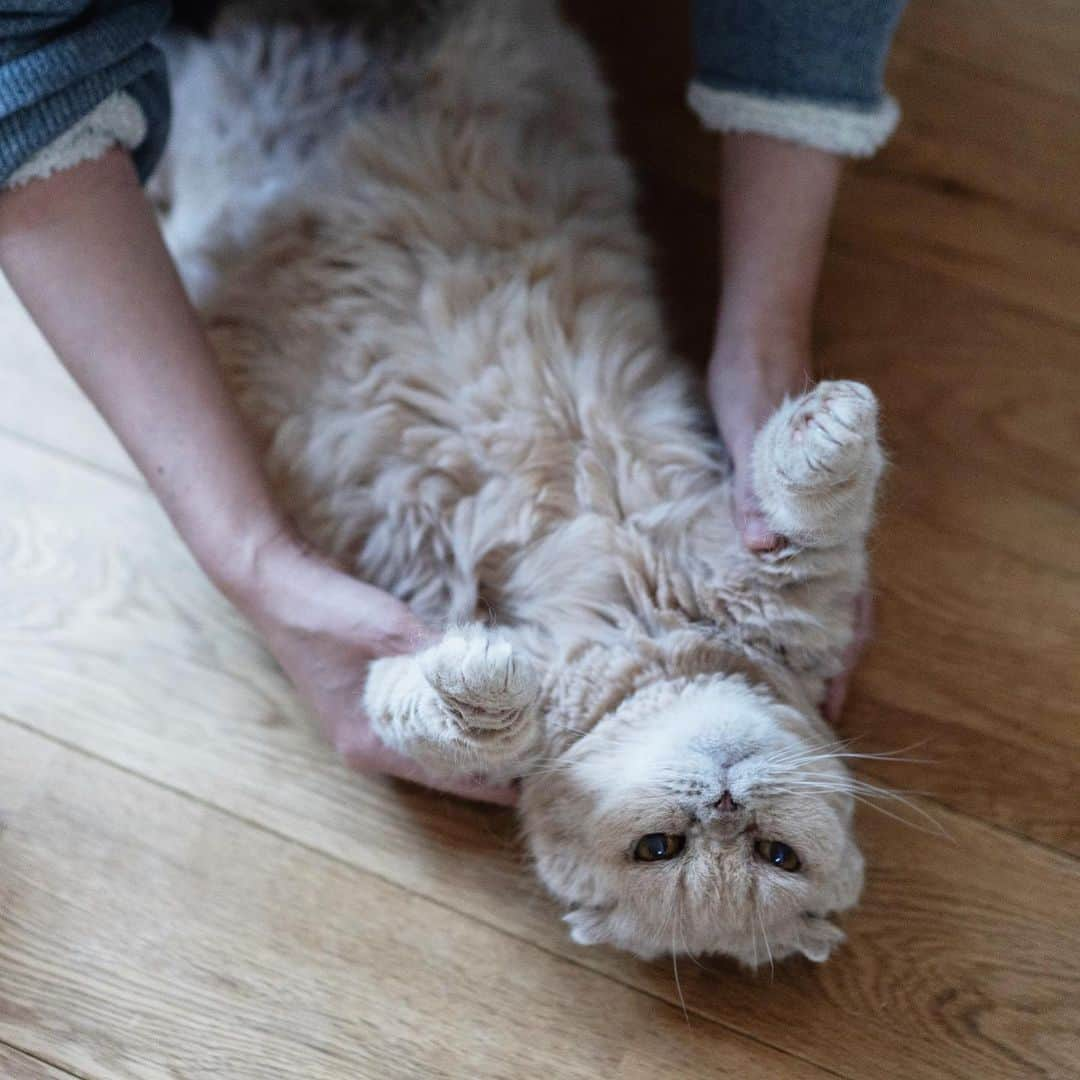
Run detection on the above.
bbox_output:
[0,1045,79,1080]
[2,431,1077,1079]
[0,721,822,1080]
[896,0,1080,104]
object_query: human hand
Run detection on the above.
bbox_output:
[707,336,811,552]
[229,529,519,806]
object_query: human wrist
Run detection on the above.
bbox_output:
[199,511,301,613]
[708,331,810,411]
[210,516,431,660]
[708,302,812,360]
[706,325,813,480]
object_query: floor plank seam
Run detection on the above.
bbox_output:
[0,424,142,493]
[0,710,851,1078]
[0,1038,88,1080]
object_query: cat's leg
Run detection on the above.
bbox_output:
[752,380,884,551]
[739,381,883,691]
[364,625,543,783]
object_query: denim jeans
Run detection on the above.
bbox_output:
[0,1,170,185]
[690,0,908,156]
[0,0,908,187]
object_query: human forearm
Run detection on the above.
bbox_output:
[706,134,841,551]
[0,148,287,594]
[714,133,840,352]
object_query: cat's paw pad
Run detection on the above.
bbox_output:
[775,380,878,491]
[421,630,539,734]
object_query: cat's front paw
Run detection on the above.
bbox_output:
[773,380,879,492]
[752,380,884,548]
[420,628,540,744]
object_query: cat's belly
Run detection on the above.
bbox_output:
[269,353,635,630]
[204,211,731,642]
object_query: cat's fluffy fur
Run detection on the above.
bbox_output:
[159,0,884,966]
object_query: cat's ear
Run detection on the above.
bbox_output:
[563,905,615,947]
[796,914,846,963]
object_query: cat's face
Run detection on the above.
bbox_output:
[522,676,863,966]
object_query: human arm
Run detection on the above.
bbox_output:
[689,0,905,549]
[0,147,515,803]
[688,1,905,710]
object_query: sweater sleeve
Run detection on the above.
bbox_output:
[688,0,908,157]
[0,0,171,187]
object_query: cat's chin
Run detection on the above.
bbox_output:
[562,899,850,967]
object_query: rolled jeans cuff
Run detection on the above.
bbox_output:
[6,89,146,187]
[687,81,900,157]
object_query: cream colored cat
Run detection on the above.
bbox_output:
[159,0,884,966]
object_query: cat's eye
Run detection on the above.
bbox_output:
[754,839,801,872]
[633,833,686,862]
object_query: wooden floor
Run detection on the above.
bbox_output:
[2,2,1078,1077]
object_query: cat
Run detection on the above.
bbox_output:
[158,0,884,966]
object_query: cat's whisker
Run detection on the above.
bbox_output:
[673,888,710,973]
[667,887,691,1027]
[830,738,936,764]
[762,759,930,793]
[671,950,689,1027]
[754,898,774,981]
[762,736,936,775]
[777,749,933,769]
[761,770,950,836]
[768,777,935,804]
[847,793,951,837]
[760,737,858,766]
[749,901,760,970]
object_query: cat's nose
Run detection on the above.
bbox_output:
[714,790,739,812]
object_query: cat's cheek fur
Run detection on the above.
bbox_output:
[563,905,617,949]
[796,916,848,964]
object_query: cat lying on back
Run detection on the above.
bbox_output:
[159,0,884,966]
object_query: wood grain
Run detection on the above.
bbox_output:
[0,1045,78,1080]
